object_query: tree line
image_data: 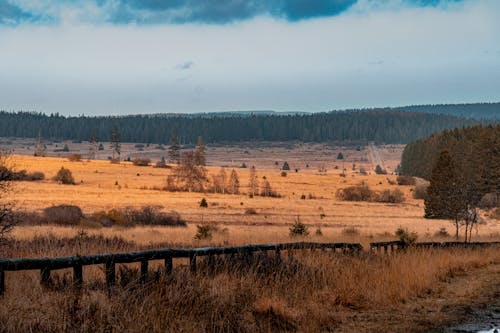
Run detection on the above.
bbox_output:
[0,110,483,144]
[401,125,500,242]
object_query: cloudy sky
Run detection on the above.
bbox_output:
[0,0,499,115]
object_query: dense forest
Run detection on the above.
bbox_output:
[396,102,500,119]
[400,124,500,194]
[0,110,483,144]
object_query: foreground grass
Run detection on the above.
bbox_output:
[1,235,499,332]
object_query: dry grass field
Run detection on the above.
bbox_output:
[1,146,500,332]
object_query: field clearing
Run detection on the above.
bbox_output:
[4,153,500,244]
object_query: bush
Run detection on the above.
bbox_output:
[132,158,151,166]
[43,205,83,225]
[200,198,208,208]
[342,227,360,236]
[289,216,309,237]
[91,207,186,227]
[9,169,45,181]
[374,165,387,175]
[194,224,215,240]
[359,167,367,175]
[397,175,416,186]
[413,183,428,200]
[434,227,450,238]
[395,227,418,246]
[375,189,405,203]
[53,167,75,185]
[244,208,257,215]
[67,154,82,162]
[280,171,287,177]
[336,182,373,201]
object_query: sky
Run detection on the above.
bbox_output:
[0,0,499,116]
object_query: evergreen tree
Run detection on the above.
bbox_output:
[110,126,121,162]
[425,151,464,239]
[168,133,180,164]
[282,161,290,171]
[337,152,344,160]
[195,135,206,166]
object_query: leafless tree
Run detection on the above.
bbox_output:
[248,166,259,197]
[228,169,240,194]
[211,168,227,194]
[0,151,16,243]
[168,151,207,192]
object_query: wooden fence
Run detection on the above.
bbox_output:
[0,242,362,295]
[370,241,500,255]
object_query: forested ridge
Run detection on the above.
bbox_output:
[400,124,500,194]
[0,110,483,144]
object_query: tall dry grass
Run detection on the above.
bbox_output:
[0,234,499,332]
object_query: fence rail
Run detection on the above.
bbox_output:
[0,242,362,295]
[1,241,499,295]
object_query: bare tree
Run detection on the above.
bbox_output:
[110,126,121,162]
[248,166,259,197]
[169,151,207,192]
[211,168,227,194]
[228,169,240,194]
[88,130,98,160]
[194,136,206,166]
[34,130,46,157]
[260,179,272,197]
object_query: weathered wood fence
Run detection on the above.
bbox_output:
[370,241,500,255]
[0,242,362,295]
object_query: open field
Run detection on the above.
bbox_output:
[1,145,500,332]
[4,151,500,245]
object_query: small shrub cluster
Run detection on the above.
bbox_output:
[396,175,416,186]
[434,227,450,238]
[413,183,428,200]
[289,216,309,237]
[374,165,387,175]
[53,167,75,185]
[194,224,218,240]
[0,166,45,181]
[336,182,405,203]
[244,208,257,215]
[132,158,151,166]
[341,227,360,237]
[43,205,84,225]
[67,154,82,162]
[395,227,418,246]
[92,206,186,227]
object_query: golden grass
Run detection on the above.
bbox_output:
[6,154,500,244]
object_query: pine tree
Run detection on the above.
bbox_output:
[425,150,464,239]
[282,161,290,171]
[195,136,206,166]
[110,126,121,162]
[168,133,180,164]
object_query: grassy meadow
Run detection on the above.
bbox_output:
[1,150,499,332]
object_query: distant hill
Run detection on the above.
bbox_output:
[386,103,499,119]
[0,109,486,145]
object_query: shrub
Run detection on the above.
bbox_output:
[132,158,151,166]
[281,171,287,177]
[342,227,360,236]
[200,198,208,208]
[359,167,367,175]
[396,175,416,186]
[123,206,186,226]
[9,169,45,181]
[289,216,309,237]
[53,167,75,185]
[413,183,428,200]
[395,227,418,247]
[375,189,405,203]
[245,208,257,215]
[434,227,450,238]
[43,205,83,225]
[315,228,323,236]
[336,182,373,201]
[67,154,82,162]
[194,224,214,240]
[374,165,387,175]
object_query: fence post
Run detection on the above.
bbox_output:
[40,267,51,288]
[189,254,197,273]
[165,256,172,275]
[140,260,148,283]
[73,265,83,290]
[105,261,115,290]
[0,270,4,296]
